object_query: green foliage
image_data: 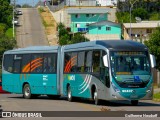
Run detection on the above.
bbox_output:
[132,8,149,20]
[58,23,89,45]
[0,23,7,36]
[149,12,160,20]
[116,12,133,23]
[154,92,160,100]
[0,0,13,27]
[71,33,89,44]
[5,28,13,38]
[144,27,160,70]
[38,7,46,13]
[59,34,70,45]
[0,35,16,62]
[22,4,32,8]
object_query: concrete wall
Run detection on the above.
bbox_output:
[84,34,120,40]
[51,8,71,27]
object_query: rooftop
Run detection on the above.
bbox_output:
[123,21,160,29]
[67,8,110,14]
[88,20,120,26]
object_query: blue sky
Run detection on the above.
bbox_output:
[14,0,44,6]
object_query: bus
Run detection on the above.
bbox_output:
[2,46,61,98]
[2,40,156,105]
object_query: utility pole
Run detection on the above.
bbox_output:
[33,0,34,8]
[13,0,15,38]
[129,0,138,39]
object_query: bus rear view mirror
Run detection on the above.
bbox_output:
[103,55,109,68]
[150,54,156,68]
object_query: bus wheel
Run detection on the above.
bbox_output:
[67,86,73,102]
[23,84,32,99]
[93,89,100,105]
[131,100,138,106]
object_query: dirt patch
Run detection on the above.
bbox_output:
[38,6,58,45]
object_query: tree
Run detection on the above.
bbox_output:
[71,33,89,44]
[58,23,90,45]
[0,23,7,36]
[0,36,16,62]
[132,8,149,20]
[0,0,13,27]
[22,4,32,8]
[144,27,160,70]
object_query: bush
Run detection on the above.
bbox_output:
[132,8,149,20]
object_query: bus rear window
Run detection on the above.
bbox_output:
[3,55,13,73]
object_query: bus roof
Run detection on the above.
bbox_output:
[4,46,59,54]
[64,40,148,51]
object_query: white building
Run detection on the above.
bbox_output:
[123,21,160,43]
[96,0,117,6]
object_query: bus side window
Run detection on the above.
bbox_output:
[21,54,31,73]
[92,50,100,74]
[43,53,57,73]
[70,52,78,73]
[31,54,43,73]
[13,54,22,73]
[84,51,92,73]
[77,51,85,73]
[3,54,13,73]
[64,53,71,73]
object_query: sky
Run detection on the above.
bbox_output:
[13,0,44,6]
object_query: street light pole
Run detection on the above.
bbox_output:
[129,0,138,39]
[96,13,105,40]
[13,0,15,38]
[85,14,97,41]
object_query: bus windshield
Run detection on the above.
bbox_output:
[110,51,151,88]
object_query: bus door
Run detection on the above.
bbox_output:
[12,54,22,93]
[43,53,57,95]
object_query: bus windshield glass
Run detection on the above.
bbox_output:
[110,51,151,88]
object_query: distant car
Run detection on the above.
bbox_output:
[16,10,22,15]
[12,20,19,26]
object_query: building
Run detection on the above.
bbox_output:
[123,21,160,43]
[65,0,97,6]
[67,7,121,40]
[96,0,117,6]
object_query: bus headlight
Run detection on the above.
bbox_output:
[111,82,120,93]
[146,84,153,93]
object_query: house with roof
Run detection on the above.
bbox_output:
[96,0,117,6]
[65,0,97,6]
[67,7,121,40]
[123,21,160,42]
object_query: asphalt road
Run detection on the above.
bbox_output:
[0,94,160,120]
[16,8,48,48]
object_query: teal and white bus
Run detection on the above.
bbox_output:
[2,40,156,105]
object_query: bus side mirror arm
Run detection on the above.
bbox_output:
[103,55,109,68]
[150,54,156,68]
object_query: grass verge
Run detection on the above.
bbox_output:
[153,92,160,102]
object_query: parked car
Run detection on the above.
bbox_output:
[12,20,19,26]
[16,10,22,15]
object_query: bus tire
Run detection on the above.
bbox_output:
[23,84,32,99]
[67,86,73,102]
[93,89,100,105]
[131,100,138,106]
